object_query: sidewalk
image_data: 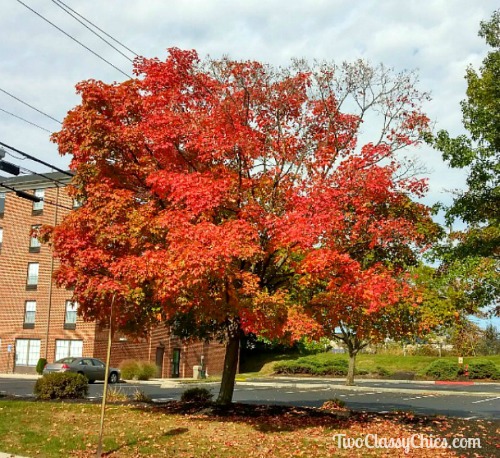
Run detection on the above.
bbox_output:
[0,453,29,458]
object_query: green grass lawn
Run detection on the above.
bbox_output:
[0,399,498,457]
[241,352,500,379]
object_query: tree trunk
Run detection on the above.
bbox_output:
[346,350,357,386]
[216,332,240,405]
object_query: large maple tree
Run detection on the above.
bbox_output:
[47,49,434,403]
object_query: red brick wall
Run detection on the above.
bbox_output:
[0,184,99,373]
[92,327,226,378]
[0,177,226,377]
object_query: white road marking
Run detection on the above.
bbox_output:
[471,396,500,404]
[403,395,435,401]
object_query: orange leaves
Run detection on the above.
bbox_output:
[47,49,435,344]
[284,306,324,342]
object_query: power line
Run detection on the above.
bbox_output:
[0,87,62,124]
[0,141,73,177]
[0,107,53,133]
[53,0,139,57]
[19,165,68,187]
[0,183,72,210]
[16,0,132,79]
[52,0,137,62]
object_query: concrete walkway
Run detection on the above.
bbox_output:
[0,453,29,458]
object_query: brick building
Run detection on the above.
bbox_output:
[0,172,225,377]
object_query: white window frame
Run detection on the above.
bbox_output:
[29,225,41,249]
[24,300,36,324]
[0,191,5,214]
[55,339,83,361]
[65,300,78,324]
[27,263,39,286]
[33,189,44,211]
[15,339,40,366]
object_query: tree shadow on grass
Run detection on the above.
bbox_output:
[100,426,189,456]
[145,401,363,433]
[126,401,499,457]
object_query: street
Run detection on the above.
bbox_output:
[1,377,499,420]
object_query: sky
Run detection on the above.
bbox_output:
[0,1,498,329]
[0,0,497,203]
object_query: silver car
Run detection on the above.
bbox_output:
[43,357,121,384]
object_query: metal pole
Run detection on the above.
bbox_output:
[45,186,60,360]
[96,293,115,458]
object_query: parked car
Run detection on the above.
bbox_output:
[43,357,121,384]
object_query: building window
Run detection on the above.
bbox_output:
[0,227,3,252]
[0,191,5,216]
[55,339,83,361]
[32,189,44,213]
[15,339,40,366]
[29,225,41,252]
[64,301,78,329]
[23,301,36,329]
[72,198,82,208]
[26,262,39,290]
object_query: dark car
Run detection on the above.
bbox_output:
[43,357,121,384]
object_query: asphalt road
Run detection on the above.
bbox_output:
[1,377,499,420]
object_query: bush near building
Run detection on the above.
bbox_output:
[119,360,158,380]
[35,358,47,375]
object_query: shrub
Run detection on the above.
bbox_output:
[36,358,47,375]
[181,387,213,403]
[120,360,158,380]
[375,366,391,377]
[34,372,88,400]
[274,361,315,375]
[132,388,153,403]
[467,360,500,379]
[423,360,460,380]
[274,355,348,376]
[106,387,128,402]
[120,360,140,380]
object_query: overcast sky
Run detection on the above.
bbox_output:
[0,0,497,209]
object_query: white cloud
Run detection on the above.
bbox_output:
[0,0,497,214]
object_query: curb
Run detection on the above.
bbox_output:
[235,380,500,397]
[266,376,500,387]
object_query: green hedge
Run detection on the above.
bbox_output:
[423,360,460,380]
[467,360,499,379]
[274,355,348,376]
[36,358,47,375]
[34,372,88,400]
[120,360,158,380]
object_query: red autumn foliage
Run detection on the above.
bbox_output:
[46,49,435,401]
